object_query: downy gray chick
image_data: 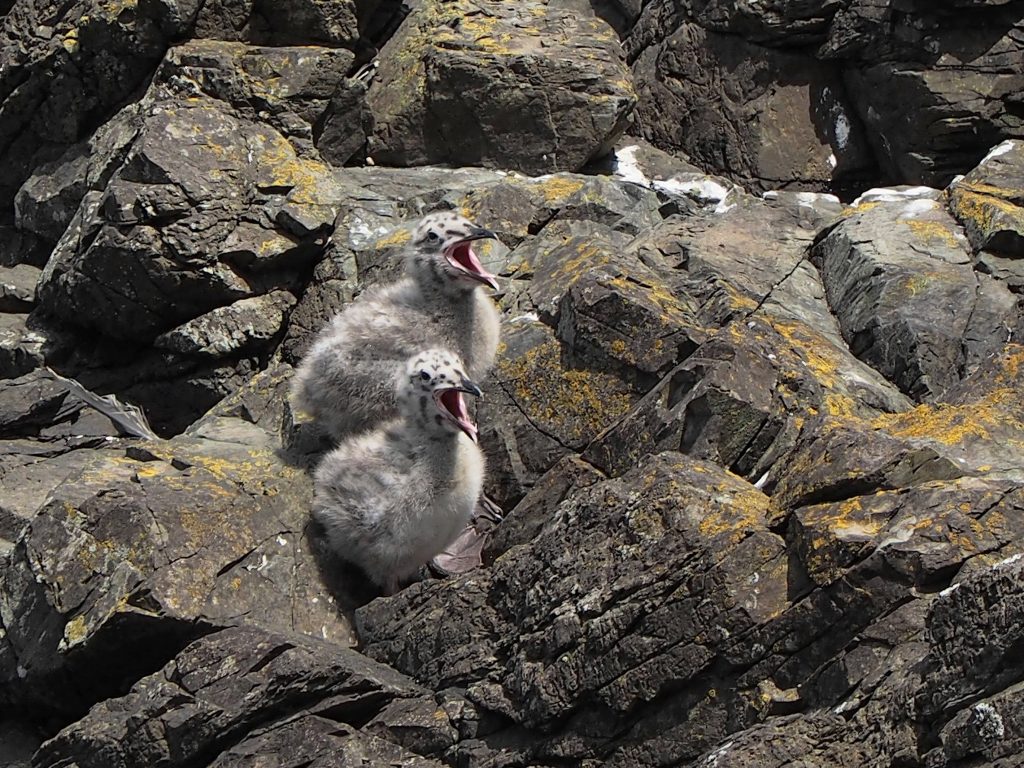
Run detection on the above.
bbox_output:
[291,212,501,441]
[312,349,485,595]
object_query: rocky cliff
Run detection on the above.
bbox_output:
[1,0,1023,766]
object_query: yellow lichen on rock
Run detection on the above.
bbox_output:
[904,219,962,250]
[950,185,1024,233]
[498,338,634,444]
[871,387,1023,447]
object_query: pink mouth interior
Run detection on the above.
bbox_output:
[447,241,499,288]
[439,389,478,441]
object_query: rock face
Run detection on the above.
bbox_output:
[0,0,1023,765]
[625,0,1024,192]
[367,0,635,174]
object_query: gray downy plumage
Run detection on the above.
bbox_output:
[291,211,501,442]
[312,349,486,595]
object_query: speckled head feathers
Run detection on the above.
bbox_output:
[407,212,499,293]
[398,349,482,442]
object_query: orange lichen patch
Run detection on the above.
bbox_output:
[841,201,880,216]
[955,181,1024,204]
[950,185,1024,231]
[603,275,695,328]
[373,228,413,250]
[697,484,769,547]
[498,338,634,444]
[871,387,1023,446]
[545,240,614,283]
[525,176,587,206]
[904,219,962,250]
[768,319,841,387]
[799,495,894,540]
[1002,347,1024,380]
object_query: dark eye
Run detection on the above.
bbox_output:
[425,231,441,243]
[419,370,431,381]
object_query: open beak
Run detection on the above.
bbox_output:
[445,228,500,291]
[435,379,482,442]
[456,379,482,399]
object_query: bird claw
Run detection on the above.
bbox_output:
[429,495,504,576]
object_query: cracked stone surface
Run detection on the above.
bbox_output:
[0,2,1022,764]
[367,0,635,174]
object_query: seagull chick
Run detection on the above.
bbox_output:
[312,349,486,595]
[291,211,501,441]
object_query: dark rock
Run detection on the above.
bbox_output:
[34,625,445,767]
[359,452,789,764]
[790,477,1024,590]
[153,290,296,360]
[0,718,40,768]
[630,22,874,193]
[948,139,1024,259]
[0,264,39,312]
[35,97,335,342]
[0,428,353,720]
[280,242,359,364]
[367,0,635,174]
[0,314,49,379]
[155,39,363,158]
[0,368,124,438]
[0,36,1022,767]
[0,438,116,554]
[844,61,1024,187]
[478,320,638,507]
[0,226,50,269]
[0,0,168,211]
[811,191,1015,400]
[695,0,843,45]
[485,454,605,559]
[775,343,1024,509]
[14,102,142,245]
[316,82,373,166]
[584,196,910,482]
[251,0,359,48]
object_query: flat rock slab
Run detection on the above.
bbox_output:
[35,625,449,768]
[812,194,1017,401]
[948,139,1024,259]
[0,430,354,719]
[367,0,635,174]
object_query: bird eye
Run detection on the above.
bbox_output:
[419,370,431,381]
[425,231,441,242]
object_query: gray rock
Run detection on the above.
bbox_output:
[0,428,354,717]
[153,290,296,360]
[0,264,39,312]
[367,0,635,174]
[629,22,873,193]
[948,139,1024,258]
[34,625,446,768]
[811,193,1014,400]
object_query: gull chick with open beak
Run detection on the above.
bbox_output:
[291,211,502,442]
[312,350,486,595]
